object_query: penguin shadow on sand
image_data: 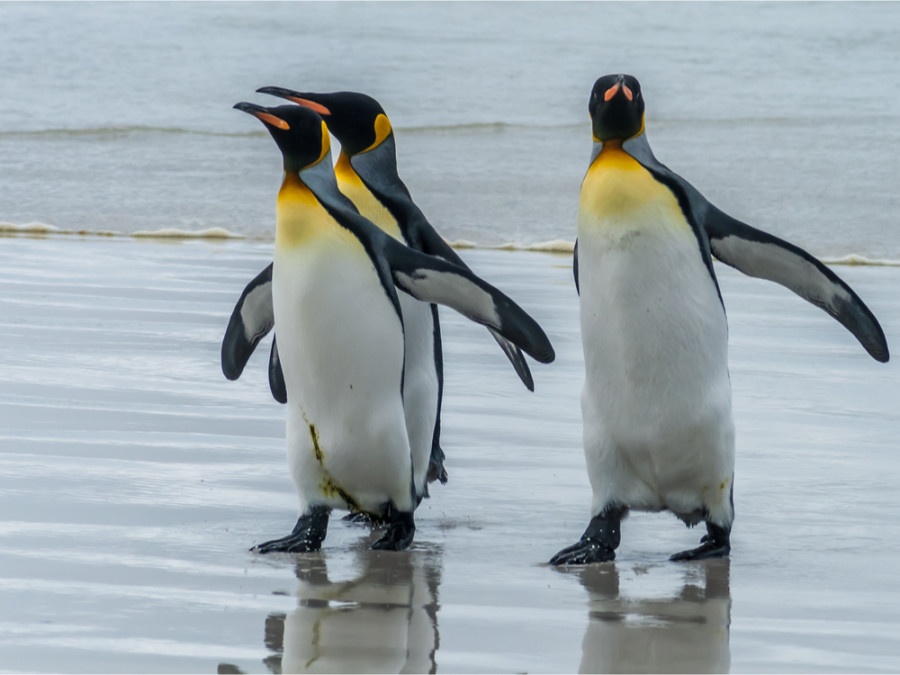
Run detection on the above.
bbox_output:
[224,545,443,674]
[561,560,731,674]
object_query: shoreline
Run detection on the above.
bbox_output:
[2,227,900,267]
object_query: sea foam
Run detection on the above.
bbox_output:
[2,221,898,265]
[131,227,245,240]
[0,222,246,241]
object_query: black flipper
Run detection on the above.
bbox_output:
[426,303,448,485]
[427,441,447,485]
[622,132,889,363]
[414,218,535,390]
[383,238,555,365]
[488,332,535,391]
[573,239,580,295]
[268,337,287,404]
[704,206,889,362]
[221,264,275,379]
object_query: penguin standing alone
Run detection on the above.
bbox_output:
[551,74,889,565]
[231,101,554,553]
[223,89,535,500]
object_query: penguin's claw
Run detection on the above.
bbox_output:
[669,542,730,561]
[371,512,415,551]
[671,522,730,561]
[251,534,323,554]
[253,506,330,554]
[341,511,386,526]
[549,539,616,566]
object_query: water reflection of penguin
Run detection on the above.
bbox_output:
[575,560,730,673]
[262,548,442,674]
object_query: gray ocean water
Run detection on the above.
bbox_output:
[2,1,900,257]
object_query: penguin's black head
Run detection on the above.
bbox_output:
[588,74,645,142]
[233,102,330,173]
[257,87,392,156]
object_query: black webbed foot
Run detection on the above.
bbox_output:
[252,505,330,554]
[371,508,415,551]
[341,510,386,526]
[549,505,626,566]
[670,522,731,562]
[549,539,616,565]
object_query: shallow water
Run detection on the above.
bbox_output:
[0,237,898,672]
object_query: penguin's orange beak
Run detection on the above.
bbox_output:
[233,102,290,130]
[604,82,633,102]
[254,111,290,129]
[255,87,332,116]
[289,97,331,116]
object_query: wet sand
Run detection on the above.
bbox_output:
[1,236,899,673]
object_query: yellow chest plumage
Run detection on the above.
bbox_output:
[578,143,690,236]
[275,173,360,251]
[334,153,404,242]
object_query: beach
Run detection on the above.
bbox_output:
[0,235,898,672]
[3,2,900,671]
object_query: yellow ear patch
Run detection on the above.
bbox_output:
[361,113,392,153]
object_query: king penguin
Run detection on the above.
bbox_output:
[223,90,535,500]
[550,74,889,565]
[231,101,554,553]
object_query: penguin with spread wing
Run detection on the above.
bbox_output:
[551,74,889,565]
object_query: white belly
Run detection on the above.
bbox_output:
[335,161,440,499]
[273,240,412,515]
[397,292,439,497]
[578,213,734,524]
